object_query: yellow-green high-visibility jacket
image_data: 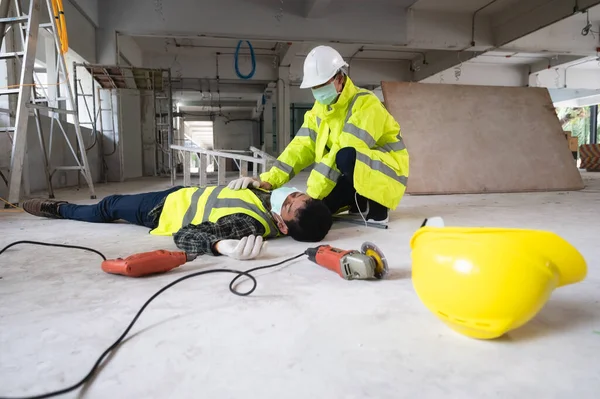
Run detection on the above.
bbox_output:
[150,186,281,237]
[260,77,409,210]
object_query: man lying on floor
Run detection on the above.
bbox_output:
[22,180,333,260]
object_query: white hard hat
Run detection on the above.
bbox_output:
[300,46,349,89]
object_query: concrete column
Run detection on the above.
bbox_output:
[277,66,290,155]
[45,35,57,112]
[96,28,118,65]
[263,96,274,155]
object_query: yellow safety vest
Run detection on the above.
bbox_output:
[259,77,409,210]
[150,186,281,237]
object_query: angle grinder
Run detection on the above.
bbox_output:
[306,242,388,280]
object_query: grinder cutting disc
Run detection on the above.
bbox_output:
[361,242,388,279]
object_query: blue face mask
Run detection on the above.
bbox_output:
[311,82,339,105]
[270,187,300,215]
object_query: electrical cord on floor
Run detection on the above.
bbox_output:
[0,240,107,260]
[0,240,305,399]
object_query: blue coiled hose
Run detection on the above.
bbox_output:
[234,40,256,80]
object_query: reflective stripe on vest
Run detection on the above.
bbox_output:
[343,91,405,154]
[313,162,341,182]
[153,186,278,236]
[182,186,225,226]
[213,197,279,235]
[184,186,278,235]
[356,152,408,186]
[296,126,317,142]
[273,160,295,179]
[343,122,376,147]
[379,133,407,153]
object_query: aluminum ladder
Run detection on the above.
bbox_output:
[0,0,96,206]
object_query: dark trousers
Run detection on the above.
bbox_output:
[59,186,183,228]
[323,147,387,215]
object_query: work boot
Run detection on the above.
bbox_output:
[366,200,389,225]
[349,193,369,215]
[22,198,68,219]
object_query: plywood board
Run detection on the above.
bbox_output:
[381,82,584,194]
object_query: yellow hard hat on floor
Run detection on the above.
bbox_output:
[410,217,587,339]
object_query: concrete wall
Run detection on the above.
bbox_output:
[143,53,278,82]
[64,0,97,63]
[117,35,144,67]
[532,67,600,90]
[101,90,145,182]
[69,0,99,27]
[141,94,156,176]
[0,114,101,199]
[213,113,259,151]
[422,63,530,87]
[120,91,143,180]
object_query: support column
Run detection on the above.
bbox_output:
[96,28,118,65]
[45,35,57,111]
[590,105,598,145]
[263,96,274,155]
[277,66,290,155]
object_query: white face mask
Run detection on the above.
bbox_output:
[270,187,300,215]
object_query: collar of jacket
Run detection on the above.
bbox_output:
[312,76,359,120]
[249,188,284,235]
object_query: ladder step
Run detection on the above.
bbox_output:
[0,89,21,95]
[22,22,52,29]
[0,52,24,60]
[32,97,68,103]
[0,16,29,24]
[0,127,16,132]
[54,166,85,171]
[26,103,76,114]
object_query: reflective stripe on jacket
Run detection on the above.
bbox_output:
[150,186,280,237]
[260,77,409,210]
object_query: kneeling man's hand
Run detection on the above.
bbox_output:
[215,235,266,260]
[228,177,260,190]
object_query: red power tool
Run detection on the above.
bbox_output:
[101,250,197,277]
[306,242,388,280]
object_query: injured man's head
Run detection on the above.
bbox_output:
[271,190,332,242]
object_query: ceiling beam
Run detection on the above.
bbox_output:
[180,100,259,107]
[412,50,479,81]
[251,82,277,120]
[172,80,267,94]
[492,0,600,47]
[304,0,332,18]
[529,55,595,74]
[277,42,306,67]
[99,0,409,45]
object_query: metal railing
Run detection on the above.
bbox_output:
[171,145,275,187]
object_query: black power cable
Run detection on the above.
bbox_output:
[0,241,305,399]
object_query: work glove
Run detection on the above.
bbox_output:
[227,176,260,190]
[214,235,266,260]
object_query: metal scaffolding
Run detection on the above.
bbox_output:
[72,63,174,180]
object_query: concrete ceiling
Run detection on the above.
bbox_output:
[132,36,424,61]
[237,0,420,18]
[470,51,564,66]
[111,0,600,116]
[409,0,519,14]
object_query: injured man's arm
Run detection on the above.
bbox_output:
[173,213,267,260]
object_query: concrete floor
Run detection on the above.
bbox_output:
[1,172,599,398]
